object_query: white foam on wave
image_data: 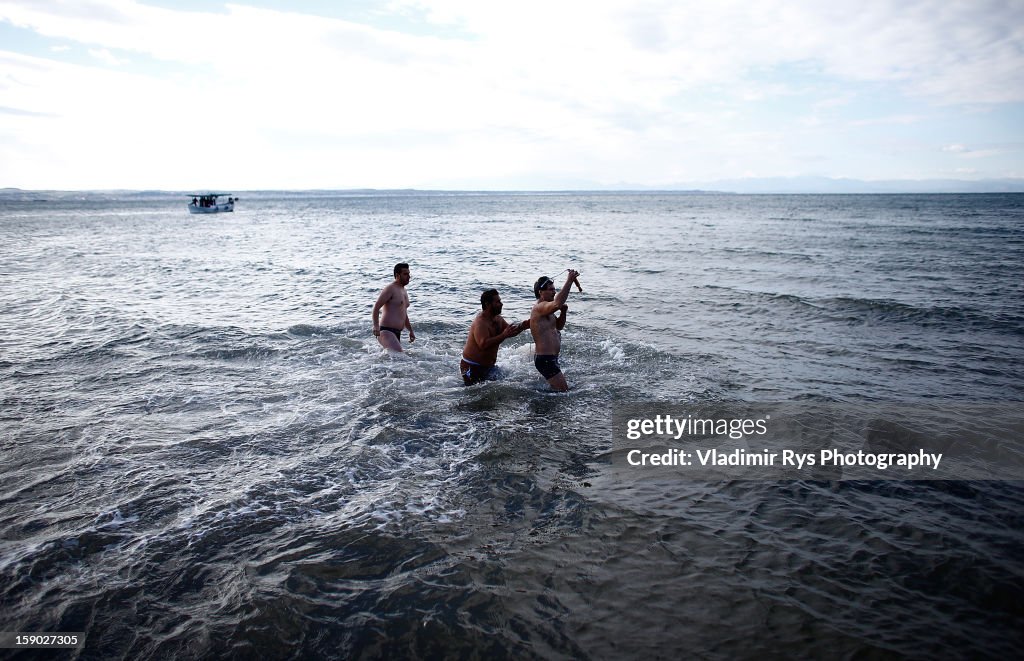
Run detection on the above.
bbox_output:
[282,326,631,532]
[95,508,141,529]
[600,338,626,362]
[366,341,408,358]
[512,342,537,357]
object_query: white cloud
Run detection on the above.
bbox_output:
[390,0,1024,104]
[87,47,124,65]
[943,143,1020,160]
[0,0,1021,188]
[849,115,926,127]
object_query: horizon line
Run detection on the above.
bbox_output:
[4,175,1024,196]
[4,188,1024,195]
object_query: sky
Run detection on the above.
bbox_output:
[0,0,1022,191]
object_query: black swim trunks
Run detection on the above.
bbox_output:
[534,354,562,380]
[460,358,497,386]
[379,326,403,340]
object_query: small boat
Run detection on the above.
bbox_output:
[188,193,236,214]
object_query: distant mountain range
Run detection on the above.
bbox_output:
[659,176,1024,194]
[417,175,1024,193]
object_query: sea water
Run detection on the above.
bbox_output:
[1,191,1022,658]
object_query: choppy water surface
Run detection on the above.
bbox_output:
[1,192,1023,658]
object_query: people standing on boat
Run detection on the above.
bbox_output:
[460,289,530,385]
[372,262,415,352]
[530,270,578,391]
[191,196,198,206]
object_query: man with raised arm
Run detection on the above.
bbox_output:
[372,262,415,352]
[460,288,530,385]
[530,270,579,391]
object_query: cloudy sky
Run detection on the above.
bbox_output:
[1,0,1022,190]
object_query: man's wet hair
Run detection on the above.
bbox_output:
[394,262,409,277]
[533,276,553,299]
[481,288,499,309]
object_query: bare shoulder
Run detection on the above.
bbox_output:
[384,282,408,300]
[532,300,558,317]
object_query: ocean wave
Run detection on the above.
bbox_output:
[820,296,1024,334]
[701,287,1023,336]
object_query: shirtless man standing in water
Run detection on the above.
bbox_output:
[460,288,530,385]
[530,270,579,391]
[372,262,414,351]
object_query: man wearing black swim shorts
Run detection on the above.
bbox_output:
[530,270,579,391]
[460,288,530,386]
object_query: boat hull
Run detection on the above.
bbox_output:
[188,202,234,214]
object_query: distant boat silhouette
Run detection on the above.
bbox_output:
[188,193,236,214]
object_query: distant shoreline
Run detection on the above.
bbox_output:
[3,186,1024,198]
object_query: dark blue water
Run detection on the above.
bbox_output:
[1,191,1022,658]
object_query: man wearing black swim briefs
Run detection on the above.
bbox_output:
[372,262,415,351]
[534,353,562,380]
[530,270,579,391]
